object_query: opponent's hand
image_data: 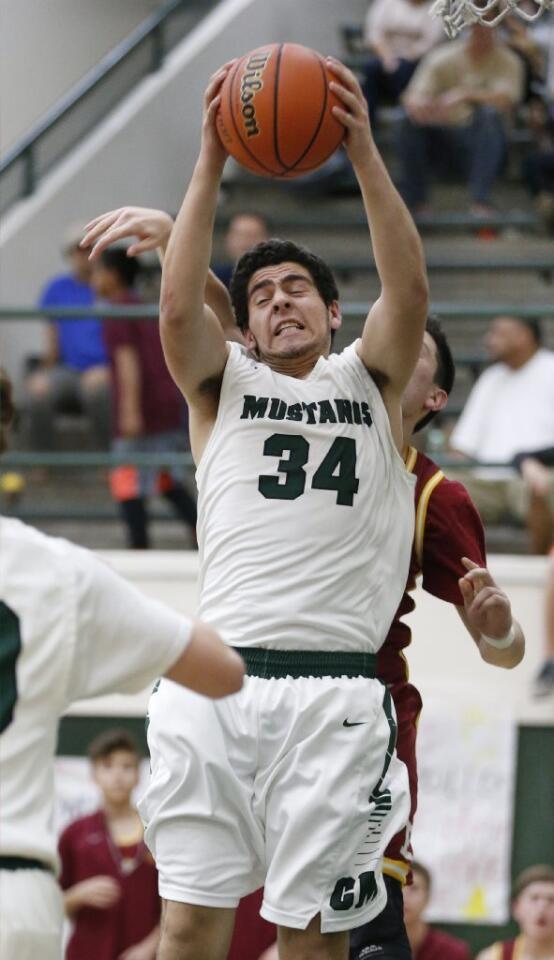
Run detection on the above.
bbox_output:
[326,56,373,165]
[199,60,236,173]
[71,875,121,909]
[458,557,512,640]
[80,207,174,260]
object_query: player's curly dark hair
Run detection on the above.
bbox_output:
[99,248,141,288]
[414,315,455,433]
[229,239,339,332]
[0,367,15,455]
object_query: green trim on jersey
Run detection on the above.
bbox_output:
[0,601,22,733]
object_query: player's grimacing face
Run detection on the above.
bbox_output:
[513,882,554,942]
[244,261,340,361]
[93,749,140,804]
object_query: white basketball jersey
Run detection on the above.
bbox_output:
[0,517,190,871]
[196,341,416,653]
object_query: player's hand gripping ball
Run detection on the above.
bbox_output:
[216,43,344,178]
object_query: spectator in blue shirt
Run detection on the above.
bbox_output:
[24,226,111,450]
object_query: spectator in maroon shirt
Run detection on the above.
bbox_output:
[91,248,197,549]
[403,862,472,960]
[59,730,160,960]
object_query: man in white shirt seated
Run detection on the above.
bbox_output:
[450,314,554,553]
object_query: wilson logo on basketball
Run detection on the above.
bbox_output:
[240,52,270,137]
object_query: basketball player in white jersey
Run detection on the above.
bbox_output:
[81,57,428,960]
[0,368,244,960]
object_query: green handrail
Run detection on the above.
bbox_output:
[1,452,193,468]
[0,303,551,321]
[0,0,214,211]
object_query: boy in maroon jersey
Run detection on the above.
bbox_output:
[476,865,554,960]
[403,862,471,960]
[80,208,526,960]
[92,249,197,549]
[59,730,160,960]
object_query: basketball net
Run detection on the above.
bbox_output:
[431,0,553,38]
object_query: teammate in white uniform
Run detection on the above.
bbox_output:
[81,57,428,960]
[0,370,244,960]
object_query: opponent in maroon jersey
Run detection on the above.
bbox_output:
[476,865,554,960]
[228,320,525,960]
[350,319,525,960]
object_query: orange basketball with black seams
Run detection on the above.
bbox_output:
[216,43,344,178]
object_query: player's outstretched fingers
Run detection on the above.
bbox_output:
[461,558,494,591]
[204,60,236,106]
[470,585,501,611]
[326,56,362,96]
[458,575,475,605]
[81,211,125,252]
[83,208,123,234]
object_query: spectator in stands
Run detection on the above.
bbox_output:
[403,861,472,959]
[397,22,524,215]
[25,225,111,451]
[503,14,546,101]
[361,0,444,127]
[514,451,554,696]
[476,864,554,959]
[450,315,554,554]
[59,730,160,960]
[212,212,270,288]
[91,249,197,549]
[523,93,554,232]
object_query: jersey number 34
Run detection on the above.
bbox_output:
[258,433,359,506]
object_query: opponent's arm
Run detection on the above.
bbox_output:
[165,621,244,698]
[328,58,428,423]
[81,205,244,344]
[159,63,235,408]
[205,269,245,344]
[457,558,525,669]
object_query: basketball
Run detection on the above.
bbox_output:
[216,42,345,178]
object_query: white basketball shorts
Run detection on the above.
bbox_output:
[139,672,409,933]
[0,868,64,960]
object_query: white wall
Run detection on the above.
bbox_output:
[0,0,367,385]
[0,0,160,154]
[67,552,553,729]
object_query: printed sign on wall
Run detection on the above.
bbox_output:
[411,699,516,924]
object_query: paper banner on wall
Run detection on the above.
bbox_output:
[410,698,516,925]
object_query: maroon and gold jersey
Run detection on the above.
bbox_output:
[383,447,486,884]
[378,446,487,689]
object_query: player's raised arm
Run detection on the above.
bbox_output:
[159,63,235,410]
[328,58,428,438]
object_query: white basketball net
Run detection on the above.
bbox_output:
[431,0,553,38]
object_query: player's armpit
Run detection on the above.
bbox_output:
[160,303,229,413]
[165,622,244,698]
